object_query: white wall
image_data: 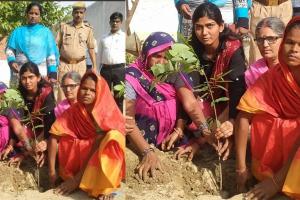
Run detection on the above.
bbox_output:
[0,60,10,86]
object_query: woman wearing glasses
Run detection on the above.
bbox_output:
[245,17,285,87]
[235,16,300,198]
[54,71,81,117]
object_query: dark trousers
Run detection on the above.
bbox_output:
[294,7,300,16]
[86,64,93,71]
[100,63,125,111]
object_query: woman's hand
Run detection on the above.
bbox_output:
[136,151,163,181]
[0,145,14,160]
[35,151,45,167]
[174,142,200,161]
[179,4,192,19]
[49,170,58,188]
[236,168,250,193]
[161,128,183,151]
[214,120,234,140]
[35,140,47,152]
[7,154,25,168]
[9,62,19,73]
[215,137,233,161]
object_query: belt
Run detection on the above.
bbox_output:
[255,0,288,6]
[102,63,125,69]
[60,56,85,64]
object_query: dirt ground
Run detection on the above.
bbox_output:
[0,147,291,200]
[125,146,291,200]
[0,159,125,200]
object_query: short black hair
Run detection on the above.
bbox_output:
[26,2,43,15]
[110,12,123,22]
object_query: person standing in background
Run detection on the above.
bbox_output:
[292,0,300,16]
[174,0,227,39]
[99,12,126,111]
[6,2,59,88]
[56,1,96,102]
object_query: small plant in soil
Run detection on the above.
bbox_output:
[0,88,43,188]
[150,34,231,191]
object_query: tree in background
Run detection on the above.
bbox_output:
[0,1,71,38]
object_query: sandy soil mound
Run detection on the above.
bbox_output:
[125,146,291,200]
[0,161,125,200]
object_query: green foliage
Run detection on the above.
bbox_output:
[149,33,230,191]
[151,43,200,76]
[149,33,230,112]
[0,1,71,37]
[0,89,24,112]
[126,52,137,65]
[114,81,125,98]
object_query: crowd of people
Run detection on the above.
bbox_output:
[0,0,300,200]
[125,1,300,200]
[0,2,125,200]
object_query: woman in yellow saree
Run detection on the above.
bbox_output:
[235,16,300,200]
[48,70,125,200]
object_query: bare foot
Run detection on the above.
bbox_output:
[245,177,280,200]
[97,194,114,200]
[54,177,80,195]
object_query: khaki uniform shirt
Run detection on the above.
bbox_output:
[56,21,95,61]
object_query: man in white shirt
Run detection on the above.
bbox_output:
[99,12,125,111]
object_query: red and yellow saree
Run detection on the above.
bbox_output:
[50,71,125,197]
[237,17,300,199]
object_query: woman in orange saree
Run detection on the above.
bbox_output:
[235,16,300,200]
[48,70,125,200]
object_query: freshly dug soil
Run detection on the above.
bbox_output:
[125,146,291,200]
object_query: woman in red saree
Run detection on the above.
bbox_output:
[235,16,300,199]
[48,70,125,200]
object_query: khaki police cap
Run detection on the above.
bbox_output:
[72,1,86,9]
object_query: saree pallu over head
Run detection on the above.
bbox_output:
[237,16,300,199]
[0,116,9,152]
[126,32,179,146]
[50,70,125,196]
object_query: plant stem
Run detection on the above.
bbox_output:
[179,39,223,191]
[202,72,223,191]
[26,108,40,188]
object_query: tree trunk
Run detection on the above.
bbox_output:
[125,0,139,36]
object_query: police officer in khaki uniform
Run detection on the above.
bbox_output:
[56,2,96,102]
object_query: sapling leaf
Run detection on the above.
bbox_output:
[194,86,209,93]
[210,97,229,106]
[34,125,44,129]
[215,85,228,92]
[114,84,124,91]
